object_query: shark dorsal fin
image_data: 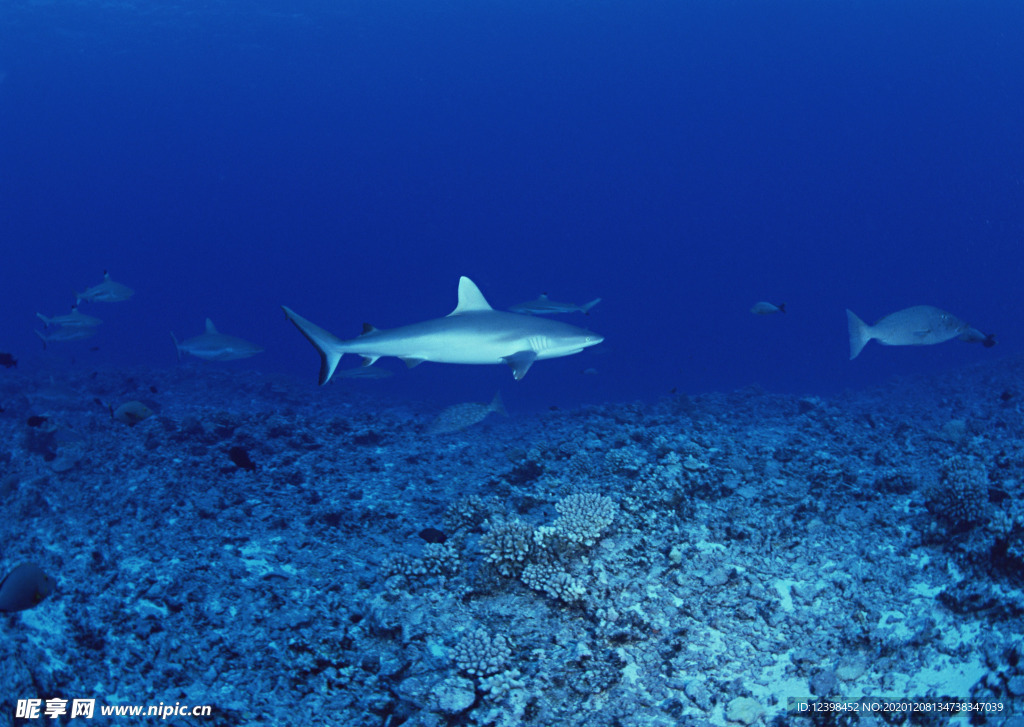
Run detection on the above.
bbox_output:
[450,277,493,315]
[205,319,218,334]
[361,323,378,335]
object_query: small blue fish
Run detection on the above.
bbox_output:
[0,563,56,612]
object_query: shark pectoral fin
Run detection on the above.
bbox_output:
[401,357,425,368]
[502,351,538,381]
[361,355,380,367]
[281,306,347,386]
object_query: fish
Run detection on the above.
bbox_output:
[35,326,97,348]
[750,301,786,315]
[428,392,507,435]
[509,293,601,316]
[846,306,987,359]
[111,400,155,426]
[76,270,134,304]
[0,352,15,368]
[282,276,604,383]
[0,563,56,612]
[171,319,264,361]
[36,305,103,328]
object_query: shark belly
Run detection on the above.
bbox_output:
[341,322,515,364]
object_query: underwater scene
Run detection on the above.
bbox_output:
[2,0,1024,725]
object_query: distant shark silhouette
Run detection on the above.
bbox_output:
[36,305,102,328]
[172,319,264,361]
[509,293,601,315]
[76,270,134,304]
[283,276,603,383]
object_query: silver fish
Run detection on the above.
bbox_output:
[750,301,786,315]
[846,306,985,359]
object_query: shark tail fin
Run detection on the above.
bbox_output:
[581,297,602,314]
[282,306,346,385]
[170,332,181,361]
[34,330,47,349]
[36,313,50,327]
[490,391,508,417]
[846,309,872,360]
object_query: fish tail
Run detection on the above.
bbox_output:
[281,306,346,385]
[34,330,47,350]
[581,298,602,315]
[170,332,181,361]
[490,391,508,417]
[35,313,50,328]
[846,309,871,360]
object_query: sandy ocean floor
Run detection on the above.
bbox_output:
[2,358,1024,726]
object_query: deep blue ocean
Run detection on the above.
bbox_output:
[2,0,1022,411]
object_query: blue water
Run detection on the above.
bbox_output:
[2,0,1022,410]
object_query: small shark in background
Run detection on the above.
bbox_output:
[283,276,604,383]
[76,271,134,304]
[428,392,507,435]
[35,326,98,348]
[846,306,995,359]
[36,305,103,328]
[172,319,264,361]
[509,293,601,315]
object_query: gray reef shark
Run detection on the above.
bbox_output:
[36,305,103,328]
[172,319,264,361]
[509,293,601,315]
[34,326,97,348]
[283,276,604,383]
[76,271,134,304]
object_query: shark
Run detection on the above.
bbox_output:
[282,276,604,383]
[509,292,601,315]
[34,326,97,347]
[171,319,264,361]
[76,271,134,304]
[36,305,103,328]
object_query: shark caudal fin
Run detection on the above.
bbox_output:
[489,391,508,417]
[282,306,347,385]
[846,309,872,360]
[580,297,602,314]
